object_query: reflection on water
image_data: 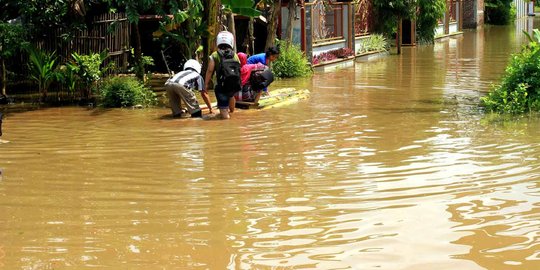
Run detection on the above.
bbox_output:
[1,20,540,269]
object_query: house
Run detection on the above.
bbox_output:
[278,0,358,69]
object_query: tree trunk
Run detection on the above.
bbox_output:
[203,0,220,76]
[248,18,255,55]
[397,17,402,55]
[285,0,295,43]
[1,59,6,96]
[133,22,145,81]
[226,12,237,53]
[265,0,282,49]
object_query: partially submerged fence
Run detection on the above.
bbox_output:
[309,0,345,43]
[354,0,374,36]
[40,13,131,72]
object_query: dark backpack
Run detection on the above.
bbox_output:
[216,49,241,95]
[250,68,274,91]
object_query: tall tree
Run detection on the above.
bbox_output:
[0,23,27,96]
[202,0,220,75]
[265,0,282,49]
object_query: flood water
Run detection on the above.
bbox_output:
[1,20,540,269]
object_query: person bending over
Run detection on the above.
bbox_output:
[165,59,212,118]
[235,53,274,103]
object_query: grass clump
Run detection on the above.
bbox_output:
[99,77,156,108]
[358,34,389,54]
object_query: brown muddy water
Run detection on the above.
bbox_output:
[1,21,540,269]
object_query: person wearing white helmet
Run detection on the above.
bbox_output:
[165,59,213,118]
[204,31,242,119]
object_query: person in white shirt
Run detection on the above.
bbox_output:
[165,59,213,118]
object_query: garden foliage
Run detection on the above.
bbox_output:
[272,41,312,78]
[372,0,416,36]
[417,0,446,43]
[67,51,110,99]
[482,30,540,114]
[357,34,389,54]
[485,0,515,25]
[372,0,445,44]
[99,77,156,108]
[26,46,61,101]
[0,22,27,95]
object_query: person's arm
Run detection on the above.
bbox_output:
[254,90,263,104]
[204,56,215,92]
[201,91,213,114]
[198,75,213,114]
[203,57,215,114]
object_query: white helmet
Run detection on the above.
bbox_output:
[183,59,201,74]
[216,31,234,49]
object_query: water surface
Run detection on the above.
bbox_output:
[1,20,539,269]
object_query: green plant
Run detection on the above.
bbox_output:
[485,0,514,25]
[0,22,28,96]
[99,76,156,108]
[26,46,61,102]
[510,3,517,20]
[128,51,154,79]
[372,0,416,36]
[417,0,446,44]
[58,63,78,94]
[159,0,207,60]
[358,34,389,54]
[70,51,110,99]
[272,41,312,78]
[481,29,540,114]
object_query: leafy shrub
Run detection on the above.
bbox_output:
[358,34,389,54]
[372,0,416,36]
[485,0,515,25]
[68,51,110,99]
[417,0,446,44]
[481,30,540,114]
[129,51,154,80]
[272,41,312,78]
[99,77,156,108]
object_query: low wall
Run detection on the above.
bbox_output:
[312,39,347,57]
[435,22,462,39]
[354,35,371,54]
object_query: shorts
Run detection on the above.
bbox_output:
[215,88,235,109]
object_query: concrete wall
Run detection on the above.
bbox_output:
[355,35,370,54]
[312,40,348,56]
